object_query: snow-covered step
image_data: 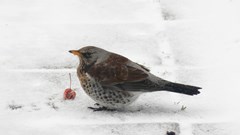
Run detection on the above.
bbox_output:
[192,123,240,135]
[0,0,166,70]
[0,0,162,24]
[55,122,180,135]
[0,23,166,69]
[163,19,240,122]
[0,120,180,135]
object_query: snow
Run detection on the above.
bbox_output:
[1,0,240,134]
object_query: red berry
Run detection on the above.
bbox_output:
[64,88,76,100]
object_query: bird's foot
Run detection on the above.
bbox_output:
[88,106,116,112]
[166,131,175,135]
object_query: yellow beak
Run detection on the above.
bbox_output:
[69,50,81,56]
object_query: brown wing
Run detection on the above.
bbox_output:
[87,54,149,86]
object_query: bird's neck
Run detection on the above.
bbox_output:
[77,64,87,83]
[77,62,93,77]
[77,63,85,74]
[79,59,97,73]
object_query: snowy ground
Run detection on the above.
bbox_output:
[1,0,240,134]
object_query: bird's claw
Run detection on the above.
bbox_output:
[88,106,116,112]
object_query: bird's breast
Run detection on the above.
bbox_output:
[77,72,140,109]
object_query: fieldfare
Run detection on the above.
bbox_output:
[69,46,201,111]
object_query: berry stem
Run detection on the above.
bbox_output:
[69,73,72,89]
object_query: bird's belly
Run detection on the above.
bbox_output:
[80,75,139,109]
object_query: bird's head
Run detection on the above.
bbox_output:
[69,46,108,69]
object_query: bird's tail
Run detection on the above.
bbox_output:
[164,82,201,96]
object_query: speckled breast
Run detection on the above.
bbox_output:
[78,72,138,109]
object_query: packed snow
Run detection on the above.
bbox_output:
[0,0,240,134]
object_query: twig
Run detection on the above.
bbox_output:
[69,73,72,89]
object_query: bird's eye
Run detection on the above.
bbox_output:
[82,52,92,58]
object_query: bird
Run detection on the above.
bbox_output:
[69,46,201,111]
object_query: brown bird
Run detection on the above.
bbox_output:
[69,46,201,111]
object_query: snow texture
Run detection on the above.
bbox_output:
[1,0,240,134]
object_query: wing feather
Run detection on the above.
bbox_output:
[87,54,149,86]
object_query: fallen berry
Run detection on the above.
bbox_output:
[64,73,76,100]
[64,88,76,100]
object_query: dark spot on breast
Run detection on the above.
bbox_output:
[123,93,129,97]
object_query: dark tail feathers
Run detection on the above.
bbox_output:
[164,82,201,96]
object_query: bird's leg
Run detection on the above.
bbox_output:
[88,106,116,112]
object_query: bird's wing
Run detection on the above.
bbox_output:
[135,62,150,72]
[87,53,149,86]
